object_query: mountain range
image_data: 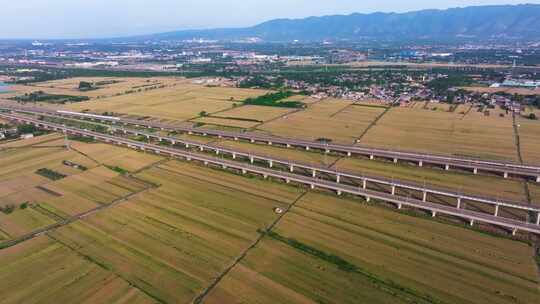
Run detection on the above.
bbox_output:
[143,4,540,42]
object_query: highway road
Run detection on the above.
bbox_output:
[2,104,540,182]
[2,112,540,236]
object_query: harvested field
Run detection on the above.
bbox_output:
[0,208,56,239]
[361,106,519,161]
[5,77,184,100]
[210,105,295,123]
[0,135,156,241]
[0,133,64,148]
[516,113,540,164]
[41,161,300,303]
[0,236,154,303]
[66,84,269,122]
[259,99,385,144]
[207,192,540,304]
[69,141,162,172]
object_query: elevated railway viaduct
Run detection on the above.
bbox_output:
[2,112,540,236]
[3,105,539,182]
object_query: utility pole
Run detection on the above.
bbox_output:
[64,133,70,151]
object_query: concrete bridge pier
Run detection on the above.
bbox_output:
[431,211,437,217]
[312,170,317,178]
[263,174,268,179]
[268,141,273,145]
[188,131,193,135]
[393,158,398,164]
[186,157,192,161]
[512,228,518,236]
[310,184,315,189]
[422,191,427,202]
[494,205,500,217]
[222,164,227,169]
[325,149,330,153]
[305,146,311,151]
[250,139,255,143]
[337,190,342,196]
[445,164,450,171]
[289,165,294,172]
[199,146,204,152]
[473,168,478,175]
[536,213,540,225]
[457,197,462,209]
[397,203,402,209]
[204,161,209,166]
[503,172,509,179]
[369,155,374,160]
[242,169,247,174]
[185,143,190,148]
[269,160,273,168]
[347,152,352,157]
[362,179,367,189]
[234,137,238,141]
[215,149,220,155]
[286,144,291,148]
[336,175,341,183]
[418,161,423,167]
[232,153,237,159]
[391,185,396,195]
[365,196,371,202]
[536,176,540,183]
[470,219,475,226]
[250,157,254,164]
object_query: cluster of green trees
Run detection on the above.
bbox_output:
[35,168,66,181]
[244,91,304,108]
[1,202,31,214]
[78,81,96,91]
[428,75,473,95]
[11,91,90,104]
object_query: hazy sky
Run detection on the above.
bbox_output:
[1,0,539,39]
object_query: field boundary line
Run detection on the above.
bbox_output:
[459,105,474,120]
[354,105,392,144]
[251,96,324,131]
[191,191,308,304]
[46,233,167,304]
[0,182,157,250]
[251,107,304,130]
[328,102,355,118]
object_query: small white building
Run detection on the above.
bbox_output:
[20,134,34,140]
